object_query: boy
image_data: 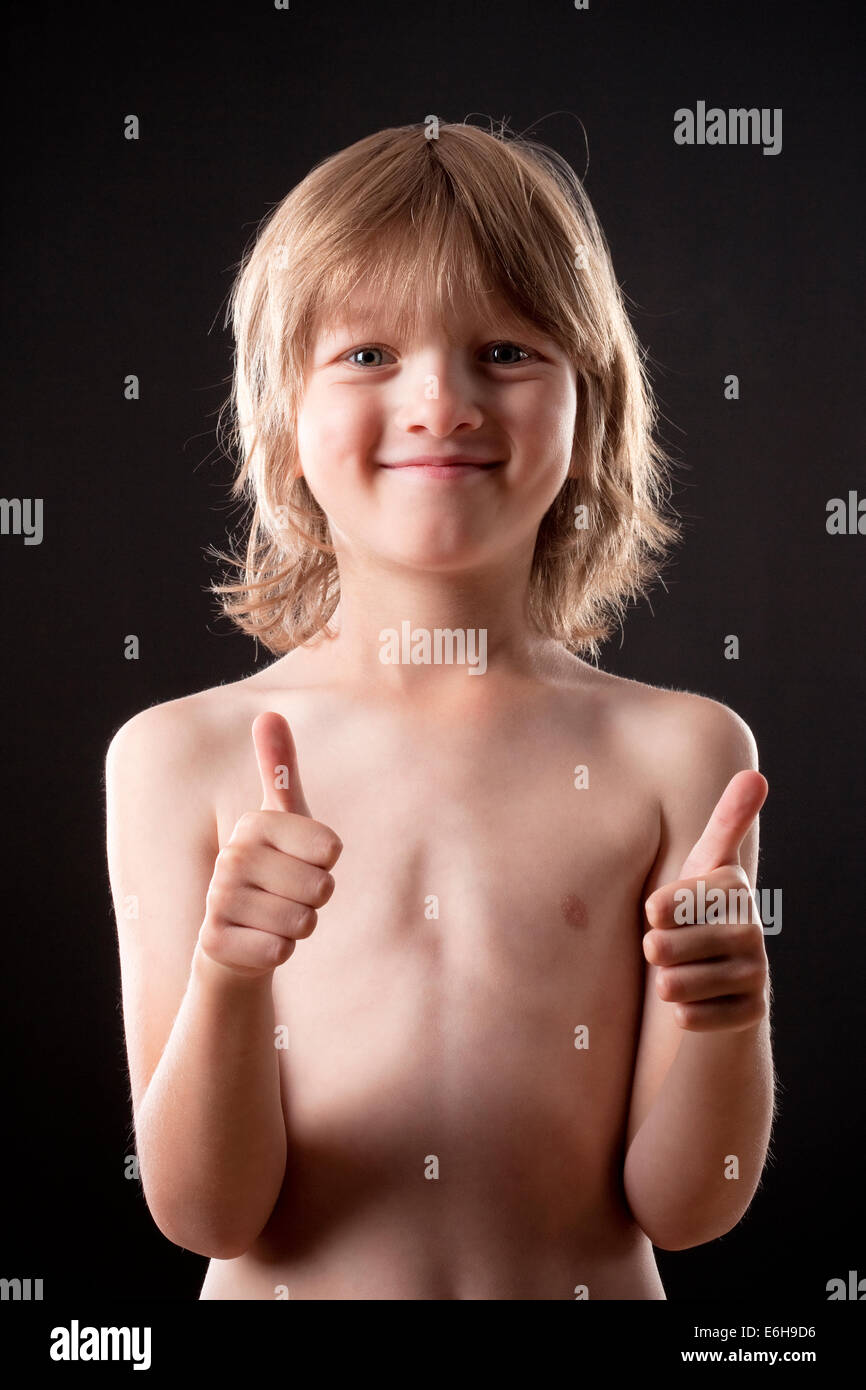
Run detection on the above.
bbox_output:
[105,121,775,1299]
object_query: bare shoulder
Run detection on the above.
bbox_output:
[563,660,764,898]
[107,687,215,765]
[630,678,758,774]
[105,661,294,768]
[560,656,759,776]
[586,666,763,869]
[105,687,224,821]
[105,653,320,833]
[104,686,236,887]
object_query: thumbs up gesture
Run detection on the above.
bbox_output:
[642,771,770,1032]
[198,712,343,979]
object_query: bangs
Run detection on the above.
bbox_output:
[302,210,557,354]
[263,125,595,377]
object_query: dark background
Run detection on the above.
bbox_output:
[1,0,862,1304]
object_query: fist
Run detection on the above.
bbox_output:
[198,711,343,979]
[642,770,770,1033]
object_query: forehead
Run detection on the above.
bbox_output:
[314,294,547,343]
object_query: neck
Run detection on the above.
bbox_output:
[298,548,558,700]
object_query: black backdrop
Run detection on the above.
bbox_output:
[1,0,863,1309]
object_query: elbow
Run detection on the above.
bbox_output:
[626,1180,743,1253]
[133,1121,283,1261]
[645,1226,712,1253]
[635,1208,746,1252]
[147,1202,259,1261]
[632,1210,696,1252]
[625,1156,756,1252]
[140,1178,264,1261]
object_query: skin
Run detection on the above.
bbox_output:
[109,288,775,1299]
[643,770,769,1034]
[290,288,580,690]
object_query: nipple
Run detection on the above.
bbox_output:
[560,892,589,930]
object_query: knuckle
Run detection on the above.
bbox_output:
[232,810,260,841]
[725,898,754,928]
[734,919,761,948]
[255,933,282,969]
[294,906,318,937]
[216,844,242,875]
[315,830,343,866]
[205,880,233,916]
[743,956,766,984]
[198,920,224,956]
[311,871,335,906]
[652,934,674,965]
[265,933,293,968]
[657,968,676,1000]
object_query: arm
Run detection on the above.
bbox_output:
[623,697,777,1251]
[105,701,287,1259]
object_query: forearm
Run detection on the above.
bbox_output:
[623,1016,775,1251]
[135,943,286,1259]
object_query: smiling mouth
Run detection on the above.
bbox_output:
[380,462,502,479]
[379,459,503,474]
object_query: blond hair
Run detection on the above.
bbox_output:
[209,119,681,658]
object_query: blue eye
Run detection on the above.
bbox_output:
[344,341,533,368]
[346,345,392,368]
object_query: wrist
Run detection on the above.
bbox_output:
[192,938,275,993]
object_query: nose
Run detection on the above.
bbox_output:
[393,353,485,437]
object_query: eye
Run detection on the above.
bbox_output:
[340,340,537,369]
[483,342,534,366]
[343,344,394,368]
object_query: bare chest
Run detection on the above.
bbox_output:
[214,704,658,1144]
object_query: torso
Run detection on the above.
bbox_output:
[197,645,668,1299]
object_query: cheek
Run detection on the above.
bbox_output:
[545,380,578,451]
[294,400,316,468]
[510,379,576,453]
[519,404,575,489]
[297,392,378,472]
[518,395,577,507]
[296,396,338,465]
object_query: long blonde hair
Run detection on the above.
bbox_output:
[209,119,681,658]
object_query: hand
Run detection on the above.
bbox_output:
[197,711,343,979]
[642,770,770,1033]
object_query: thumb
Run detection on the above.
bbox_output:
[678,769,768,879]
[252,711,313,817]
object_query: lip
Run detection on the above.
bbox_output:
[379,456,503,477]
